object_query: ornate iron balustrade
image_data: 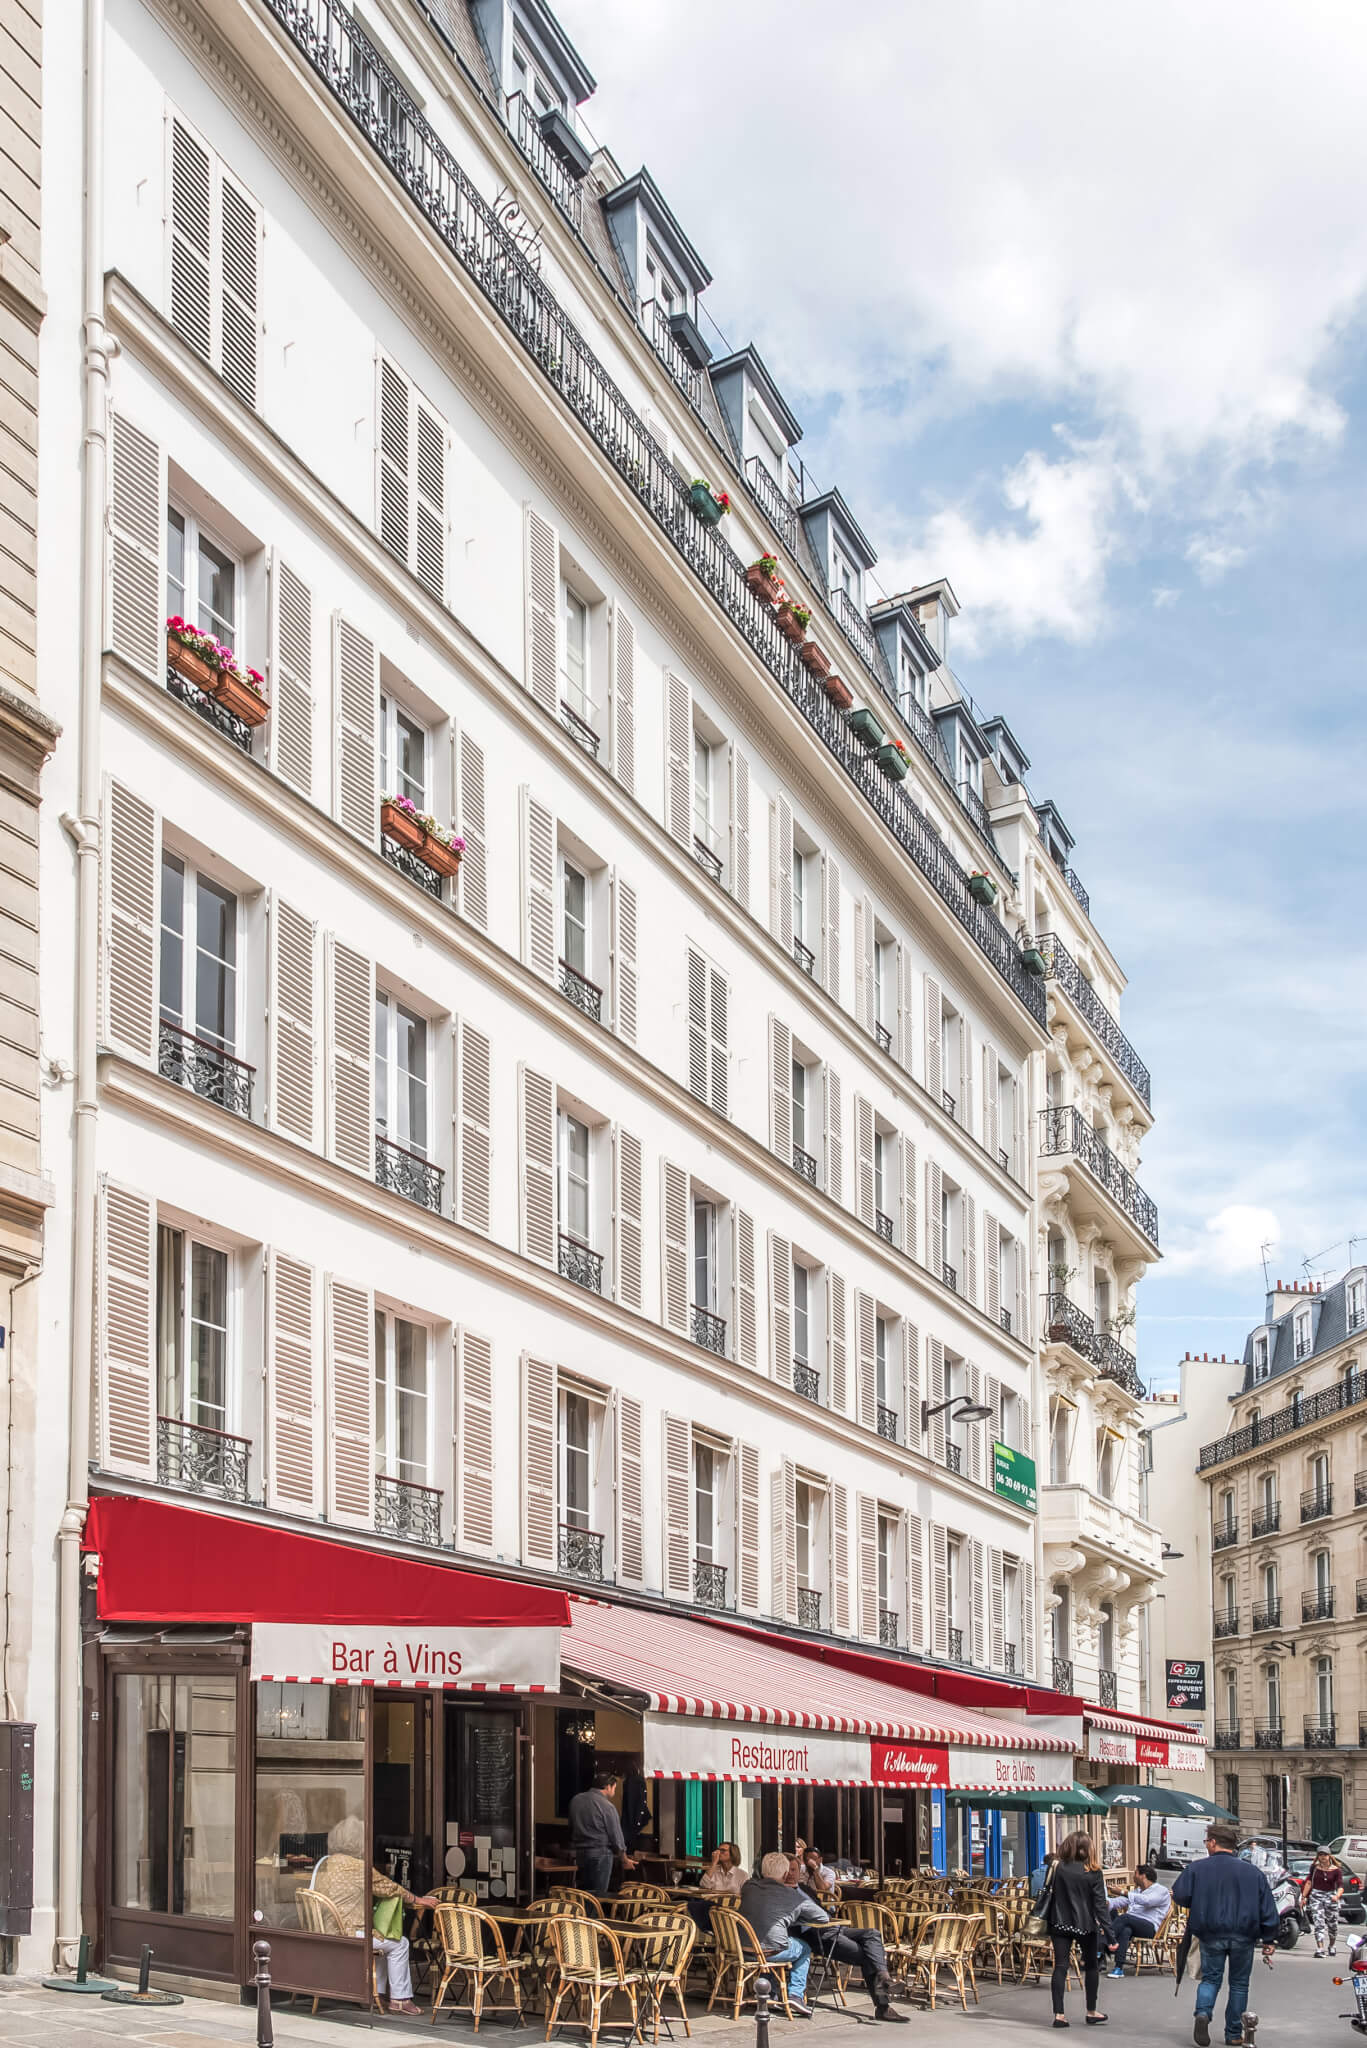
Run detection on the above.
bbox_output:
[1098,1668,1119,1708]
[999,1147,1011,1172]
[381,831,444,897]
[1301,1486,1333,1523]
[743,455,797,548]
[942,1089,957,1120]
[897,689,954,779]
[1304,1718,1338,1749]
[874,1020,892,1053]
[1212,1520,1239,1551]
[693,1560,728,1610]
[157,1415,251,1502]
[1044,1291,1099,1363]
[505,91,583,230]
[958,781,993,841]
[1252,1600,1282,1631]
[1303,1587,1335,1621]
[875,1209,893,1243]
[1062,865,1090,915]
[558,957,603,1022]
[1097,1334,1146,1398]
[1252,1505,1281,1537]
[831,587,880,676]
[793,1145,817,1185]
[793,936,816,978]
[948,1625,964,1662]
[876,1402,899,1443]
[879,1608,900,1648]
[158,1018,254,1119]
[164,661,253,753]
[1358,1578,1367,1615]
[1038,1105,1160,1247]
[1212,1611,1240,1639]
[793,1361,821,1403]
[691,1304,727,1356]
[559,697,600,759]
[798,1587,822,1631]
[1357,1471,1367,1506]
[1052,1657,1073,1692]
[558,1233,604,1295]
[943,1262,958,1294]
[645,300,702,407]
[1214,1723,1242,1750]
[999,1307,1013,1336]
[257,0,1051,1031]
[945,1441,962,1475]
[1004,1642,1018,1675]
[1035,934,1151,1106]
[1253,1720,1283,1749]
[559,1523,605,1580]
[692,834,723,884]
[375,1131,444,1212]
[1200,1372,1367,1469]
[375,1470,442,1546]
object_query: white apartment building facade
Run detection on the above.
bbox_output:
[15,0,1180,1988]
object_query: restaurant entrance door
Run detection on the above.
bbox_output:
[372,1695,436,1898]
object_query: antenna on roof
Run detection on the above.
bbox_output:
[1260,1240,1274,1289]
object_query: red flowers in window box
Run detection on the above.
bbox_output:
[165,619,269,728]
[380,795,465,878]
[776,600,810,648]
[746,554,784,605]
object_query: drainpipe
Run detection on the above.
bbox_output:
[55,0,110,1967]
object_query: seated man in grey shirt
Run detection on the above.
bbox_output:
[739,1852,907,2020]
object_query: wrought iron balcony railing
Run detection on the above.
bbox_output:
[1358,1578,1367,1615]
[1302,1588,1335,1622]
[692,834,723,884]
[999,1307,1013,1335]
[942,1089,957,1120]
[1044,1291,1099,1363]
[876,1402,899,1442]
[793,1145,817,1185]
[1357,1470,1367,1506]
[1035,933,1151,1107]
[1304,1718,1338,1749]
[798,1587,822,1631]
[505,91,583,231]
[156,1415,250,1502]
[944,1441,962,1475]
[558,1233,604,1295]
[691,1304,727,1356]
[559,957,603,1023]
[1212,1520,1239,1551]
[165,661,253,753]
[743,455,797,548]
[644,299,702,407]
[875,1209,894,1243]
[1361,1717,1367,1749]
[831,587,880,677]
[1212,1610,1240,1639]
[874,1020,892,1054]
[1214,1723,1241,1749]
[1200,1372,1367,1468]
[158,1018,255,1120]
[375,1470,442,1547]
[793,936,816,978]
[1301,1486,1333,1523]
[1004,1642,1018,1675]
[879,1608,900,1648]
[1097,1667,1118,1708]
[1252,1505,1281,1537]
[693,1560,728,1611]
[1253,1720,1283,1749]
[375,1131,444,1212]
[948,1625,964,1662]
[1096,1333,1146,1399]
[381,830,444,897]
[559,1522,605,1581]
[793,1361,821,1403]
[1038,1105,1160,1247]
[1252,1600,1282,1631]
[1062,865,1089,914]
[258,0,1051,1032]
[559,696,600,759]
[943,1262,958,1294]
[958,781,993,841]
[1052,1657,1074,1692]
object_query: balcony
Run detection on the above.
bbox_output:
[793,1361,821,1403]
[643,301,702,407]
[944,1442,962,1476]
[1360,1718,1367,1749]
[798,1587,822,1631]
[1212,1519,1239,1551]
[1098,1667,1118,1708]
[559,696,600,760]
[1303,1587,1335,1622]
[1252,1600,1282,1631]
[375,1471,442,1547]
[158,1019,254,1120]
[1096,1334,1146,1400]
[1253,1720,1284,1749]
[1301,1486,1333,1524]
[1038,1104,1160,1248]
[156,1415,250,1502]
[260,0,1050,1036]
[877,1402,899,1443]
[1357,1470,1367,1506]
[375,1132,444,1213]
[999,1307,1013,1336]
[558,1233,603,1295]
[1041,1483,1163,1578]
[948,1625,964,1662]
[380,830,445,898]
[879,1608,900,1648]
[743,455,797,548]
[693,1560,728,1612]
[943,1262,958,1294]
[1358,1578,1367,1616]
[559,1523,605,1581]
[831,587,880,677]
[692,834,723,885]
[1304,1718,1338,1749]
[691,1304,727,1357]
[875,1210,894,1244]
[1252,1504,1281,1537]
[1200,1373,1367,1469]
[1214,1723,1242,1750]
[793,1145,817,1186]
[793,936,816,978]
[1213,1610,1240,1639]
[165,659,253,753]
[1035,933,1151,1108]
[943,1090,957,1120]
[505,91,583,231]
[874,1021,892,1054]
[1004,1642,1018,1675]
[1044,1291,1099,1364]
[1052,1657,1074,1692]
[559,957,603,1024]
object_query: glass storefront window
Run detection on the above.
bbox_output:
[254,1684,367,1928]
[112,1672,237,1919]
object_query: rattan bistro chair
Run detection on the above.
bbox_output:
[619,1910,698,2041]
[430,1903,530,2030]
[545,1915,642,2048]
[706,1904,794,2022]
[1126,1899,1180,1976]
[912,1912,982,2013]
[549,1886,605,1918]
[294,1887,382,2016]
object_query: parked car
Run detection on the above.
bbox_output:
[1239,1835,1365,1925]
[1149,1815,1217,1869]
[1328,1836,1367,1887]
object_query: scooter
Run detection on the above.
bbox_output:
[1270,1870,1307,1950]
[1334,1928,1367,2032]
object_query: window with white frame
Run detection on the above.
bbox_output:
[791,1055,815,1177]
[792,842,812,966]
[1309,1449,1330,1502]
[1003,1558,1022,1669]
[379,693,428,809]
[558,1107,592,1253]
[1264,1661,1281,1727]
[941,1173,960,1289]
[166,503,239,652]
[1222,1667,1238,1728]
[946,1534,964,1654]
[872,932,893,1046]
[793,1259,818,1402]
[1218,1572,1236,1621]
[692,728,718,865]
[373,1308,429,1487]
[1252,1330,1270,1380]
[1350,1276,1366,1332]
[644,240,682,317]
[1050,1400,1072,1483]
[374,991,429,1158]
[998,1385,1022,1453]
[1314,1654,1334,1725]
[1261,1561,1279,1619]
[875,1314,894,1425]
[692,1195,717,1313]
[155,1223,230,1435]
[1052,1583,1071,1665]
[873,1128,892,1234]
[694,1439,717,1567]
[1096,1428,1121,1502]
[693,1436,733,1604]
[795,1480,826,1621]
[1294,1307,1312,1360]
[877,1511,898,1639]
[562,586,591,726]
[561,855,591,992]
[159,851,239,1056]
[510,34,564,115]
[557,1385,601,1535]
[940,998,960,1119]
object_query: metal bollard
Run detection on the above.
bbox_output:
[254,1940,274,2048]
[755,1975,770,2048]
[136,1946,153,1996]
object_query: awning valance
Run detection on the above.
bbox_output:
[1084,1704,1205,1773]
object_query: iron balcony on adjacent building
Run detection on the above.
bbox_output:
[1213,1608,1240,1639]
[1035,932,1151,1108]
[158,1019,254,1120]
[1038,1104,1159,1248]
[1200,1375,1367,1469]
[1214,1722,1241,1750]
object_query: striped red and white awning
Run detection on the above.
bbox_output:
[1085,1706,1203,1743]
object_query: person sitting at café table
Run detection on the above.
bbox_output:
[1105,1862,1171,1976]
[800,1849,836,1900]
[740,1850,908,2022]
[699,1842,745,1895]
[314,1816,437,2019]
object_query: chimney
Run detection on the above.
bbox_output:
[1266,1280,1302,1322]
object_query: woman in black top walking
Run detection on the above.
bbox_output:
[1042,1831,1110,2028]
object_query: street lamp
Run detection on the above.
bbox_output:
[920,1394,994,1434]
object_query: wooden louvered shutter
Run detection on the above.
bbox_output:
[457,730,488,931]
[900,1134,918,1259]
[821,851,841,1000]
[772,1459,797,1623]
[518,1065,555,1266]
[325,937,373,1173]
[613,1126,643,1312]
[737,1441,760,1611]
[858,1495,879,1641]
[523,505,559,713]
[984,1215,1001,1324]
[825,1065,843,1206]
[983,1045,1001,1162]
[611,600,635,795]
[520,787,557,982]
[96,1178,156,1478]
[663,1414,692,1598]
[107,413,164,677]
[963,1191,978,1303]
[521,1354,557,1568]
[990,1548,1005,1670]
[967,1362,984,1483]
[853,894,873,1031]
[665,671,691,845]
[455,1328,495,1553]
[265,1248,318,1511]
[325,1276,373,1527]
[730,746,750,912]
[610,871,637,1046]
[660,1161,689,1336]
[986,1373,1003,1452]
[925,1159,943,1275]
[168,115,213,366]
[686,946,707,1104]
[733,1208,756,1368]
[907,1512,925,1652]
[101,779,159,1065]
[927,1338,946,1463]
[769,1232,792,1386]
[456,1019,492,1233]
[708,966,728,1118]
[377,355,411,564]
[898,940,915,1075]
[1023,1561,1037,1677]
[924,976,942,1098]
[931,1523,949,1658]
[854,1093,874,1227]
[770,794,793,947]
[902,1321,921,1451]
[832,1483,850,1634]
[412,393,446,602]
[218,167,259,408]
[332,614,378,844]
[970,1537,986,1667]
[1014,1234,1029,1343]
[959,1015,974,1134]
[267,555,314,794]
[768,1016,792,1164]
[828,1270,848,1415]
[266,894,318,1146]
[615,1392,644,1586]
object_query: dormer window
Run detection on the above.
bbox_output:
[511,35,564,116]
[1252,1332,1270,1382]
[1349,1276,1366,1333]
[644,242,684,319]
[1294,1309,1312,1362]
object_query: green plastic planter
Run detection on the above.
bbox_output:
[689,482,724,526]
[967,874,998,907]
[1021,946,1047,978]
[876,743,909,782]
[848,706,885,750]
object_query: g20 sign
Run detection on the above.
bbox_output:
[1165,1660,1206,1713]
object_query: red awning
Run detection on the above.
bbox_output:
[712,1619,1083,1718]
[83,1495,570,1628]
[1085,1705,1204,1743]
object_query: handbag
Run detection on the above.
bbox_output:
[372,1893,405,1941]
[1022,1869,1057,1944]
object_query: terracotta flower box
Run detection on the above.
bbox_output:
[823,675,854,711]
[746,564,784,605]
[166,627,269,728]
[776,603,809,648]
[419,834,464,879]
[166,630,218,692]
[213,671,268,728]
[381,800,464,879]
[799,641,832,680]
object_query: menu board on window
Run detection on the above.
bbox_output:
[466,1714,517,1831]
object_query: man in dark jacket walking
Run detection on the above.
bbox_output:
[1172,1824,1278,2047]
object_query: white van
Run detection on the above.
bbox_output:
[1148,1815,1211,1870]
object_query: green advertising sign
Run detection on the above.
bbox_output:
[994,1441,1037,1514]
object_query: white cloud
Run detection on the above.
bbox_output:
[1151,586,1181,608]
[1164,1206,1280,1279]
[1185,535,1250,582]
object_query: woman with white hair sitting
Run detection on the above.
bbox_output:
[311,1815,438,2017]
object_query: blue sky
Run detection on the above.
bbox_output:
[556,0,1367,1387]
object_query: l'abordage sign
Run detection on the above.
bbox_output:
[870,1741,1074,1792]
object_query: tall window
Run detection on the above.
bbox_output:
[166,504,238,651]
[694,1441,716,1565]
[872,937,891,1038]
[379,694,427,807]
[1098,1602,1114,1673]
[563,589,590,721]
[374,994,428,1157]
[875,1316,891,1411]
[562,859,588,978]
[511,35,563,114]
[559,1110,591,1246]
[795,1482,816,1593]
[692,1198,716,1311]
[1349,1276,1366,1331]
[1314,1548,1332,1597]
[873,1130,888,1219]
[1260,1472,1277,1516]
[1223,1669,1238,1726]
[1219,1574,1236,1621]
[1224,1774,1240,1819]
[1262,1561,1279,1613]
[374,1310,428,1486]
[113,1673,237,1920]
[792,1059,808,1157]
[1315,1655,1335,1725]
[160,853,238,1052]
[877,1513,893,1617]
[1096,1430,1120,1501]
[692,731,715,855]
[1050,1402,1070,1484]
[1265,1663,1281,1727]
[898,646,926,718]
[792,849,807,948]
[1310,1450,1330,1500]
[1265,1774,1282,1827]
[946,1535,962,1634]
[156,1224,229,1433]
[558,1388,592,1531]
[1253,1331,1270,1380]
[793,1261,810,1367]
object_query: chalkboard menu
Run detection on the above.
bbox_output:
[465,1713,517,1832]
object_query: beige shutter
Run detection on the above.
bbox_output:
[856,1287,876,1431]
[825,1065,843,1206]
[821,851,841,1000]
[521,1353,557,1568]
[1014,1234,1029,1343]
[377,354,411,564]
[768,1016,792,1164]
[931,1522,949,1658]
[733,1208,756,1367]
[730,745,750,912]
[983,1045,1001,1161]
[990,1547,1005,1670]
[686,946,708,1105]
[984,1215,1001,1324]
[455,1327,495,1553]
[100,779,159,1066]
[1013,1069,1027,1182]
[520,787,557,982]
[1023,1561,1037,1677]
[959,1015,974,1133]
[168,115,213,364]
[828,1270,848,1415]
[897,941,915,1075]
[665,670,691,845]
[95,1177,156,1479]
[457,730,488,931]
[832,1483,850,1634]
[853,894,873,1032]
[610,599,635,795]
[663,1415,692,1599]
[610,871,637,1046]
[769,794,793,947]
[858,1494,879,1641]
[925,1159,943,1275]
[924,977,942,1098]
[708,966,729,1118]
[412,393,446,602]
[967,1362,984,1483]
[900,1134,918,1259]
[902,1320,921,1450]
[266,554,314,795]
[325,1276,373,1528]
[737,1441,760,1612]
[615,1392,644,1586]
[986,1372,1003,1451]
[324,936,374,1173]
[927,1337,946,1463]
[523,504,559,713]
[907,1512,926,1651]
[266,894,318,1146]
[970,1537,986,1666]
[332,614,379,844]
[772,1459,797,1623]
[264,1248,318,1512]
[660,1161,689,1336]
[963,1191,978,1302]
[854,1093,874,1227]
[518,1064,555,1265]
[768,1231,792,1386]
[107,413,165,678]
[613,1125,643,1312]
[218,166,260,408]
[456,1019,492,1233]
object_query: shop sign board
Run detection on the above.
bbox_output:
[870,1741,1075,1792]
[1136,1737,1170,1767]
[1167,1742,1206,1773]
[1164,1660,1207,1712]
[870,1741,950,1787]
[993,1442,1037,1513]
[1087,1727,1135,1765]
[251,1621,561,1691]
[642,1713,870,1784]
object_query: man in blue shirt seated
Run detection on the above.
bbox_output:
[1172,1823,1279,2047]
[1105,1861,1171,1974]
